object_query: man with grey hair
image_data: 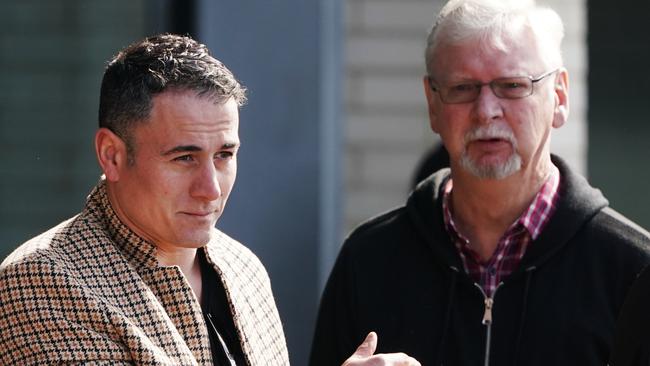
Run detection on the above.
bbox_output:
[311,0,650,365]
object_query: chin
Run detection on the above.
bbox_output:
[176,231,213,248]
[461,153,522,180]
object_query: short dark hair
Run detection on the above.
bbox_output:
[98,34,246,161]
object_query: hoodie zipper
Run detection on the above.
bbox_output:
[474,282,504,366]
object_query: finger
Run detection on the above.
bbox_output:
[351,331,378,358]
[382,353,421,366]
[385,354,422,366]
[407,355,422,366]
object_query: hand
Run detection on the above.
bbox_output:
[342,331,421,366]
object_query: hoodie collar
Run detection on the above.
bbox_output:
[407,155,608,270]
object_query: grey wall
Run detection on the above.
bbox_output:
[197,1,343,364]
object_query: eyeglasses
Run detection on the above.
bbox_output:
[428,69,558,104]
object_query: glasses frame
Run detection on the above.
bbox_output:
[428,68,559,104]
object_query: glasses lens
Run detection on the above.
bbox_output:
[444,83,480,103]
[492,78,532,99]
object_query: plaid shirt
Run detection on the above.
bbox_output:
[443,166,560,297]
[0,180,289,365]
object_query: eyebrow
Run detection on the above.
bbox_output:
[161,143,239,156]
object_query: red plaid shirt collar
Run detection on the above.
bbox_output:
[442,165,560,297]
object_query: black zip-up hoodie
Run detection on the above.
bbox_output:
[310,155,650,366]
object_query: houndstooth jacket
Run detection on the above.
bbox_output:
[0,181,289,365]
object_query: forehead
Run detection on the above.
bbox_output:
[431,29,545,81]
[136,91,240,148]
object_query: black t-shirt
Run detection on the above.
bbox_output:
[199,250,247,365]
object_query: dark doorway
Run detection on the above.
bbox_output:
[588,0,650,227]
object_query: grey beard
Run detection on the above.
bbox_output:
[460,152,522,179]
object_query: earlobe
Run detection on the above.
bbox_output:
[95,128,126,182]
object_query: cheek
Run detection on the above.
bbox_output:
[510,115,551,154]
[220,171,237,196]
[214,162,237,198]
[225,160,238,183]
[151,172,187,202]
[438,112,470,145]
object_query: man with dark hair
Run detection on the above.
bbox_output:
[98,34,248,164]
[0,34,419,366]
[311,1,650,365]
[0,33,284,365]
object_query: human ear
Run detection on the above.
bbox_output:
[95,128,128,182]
[552,68,570,129]
[423,76,442,133]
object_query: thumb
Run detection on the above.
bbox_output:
[351,331,378,358]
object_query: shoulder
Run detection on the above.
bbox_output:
[1,215,80,269]
[344,172,445,255]
[348,168,447,244]
[205,228,271,285]
[0,213,99,297]
[596,207,650,239]
[553,158,650,259]
[0,210,124,312]
[340,175,446,261]
[344,206,414,253]
[208,229,265,266]
[588,207,650,256]
[0,238,85,315]
[349,206,410,241]
[335,202,441,276]
[541,160,650,279]
[1,207,117,278]
[0,218,106,363]
[562,206,650,294]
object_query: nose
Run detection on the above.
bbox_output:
[191,162,222,202]
[472,84,504,124]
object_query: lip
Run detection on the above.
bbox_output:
[470,138,511,150]
[181,211,217,217]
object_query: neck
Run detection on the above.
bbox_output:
[156,245,200,269]
[448,159,552,261]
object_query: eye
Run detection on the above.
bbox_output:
[496,79,528,90]
[215,151,234,160]
[449,83,476,93]
[173,155,194,162]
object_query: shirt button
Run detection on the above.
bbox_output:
[488,267,496,276]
